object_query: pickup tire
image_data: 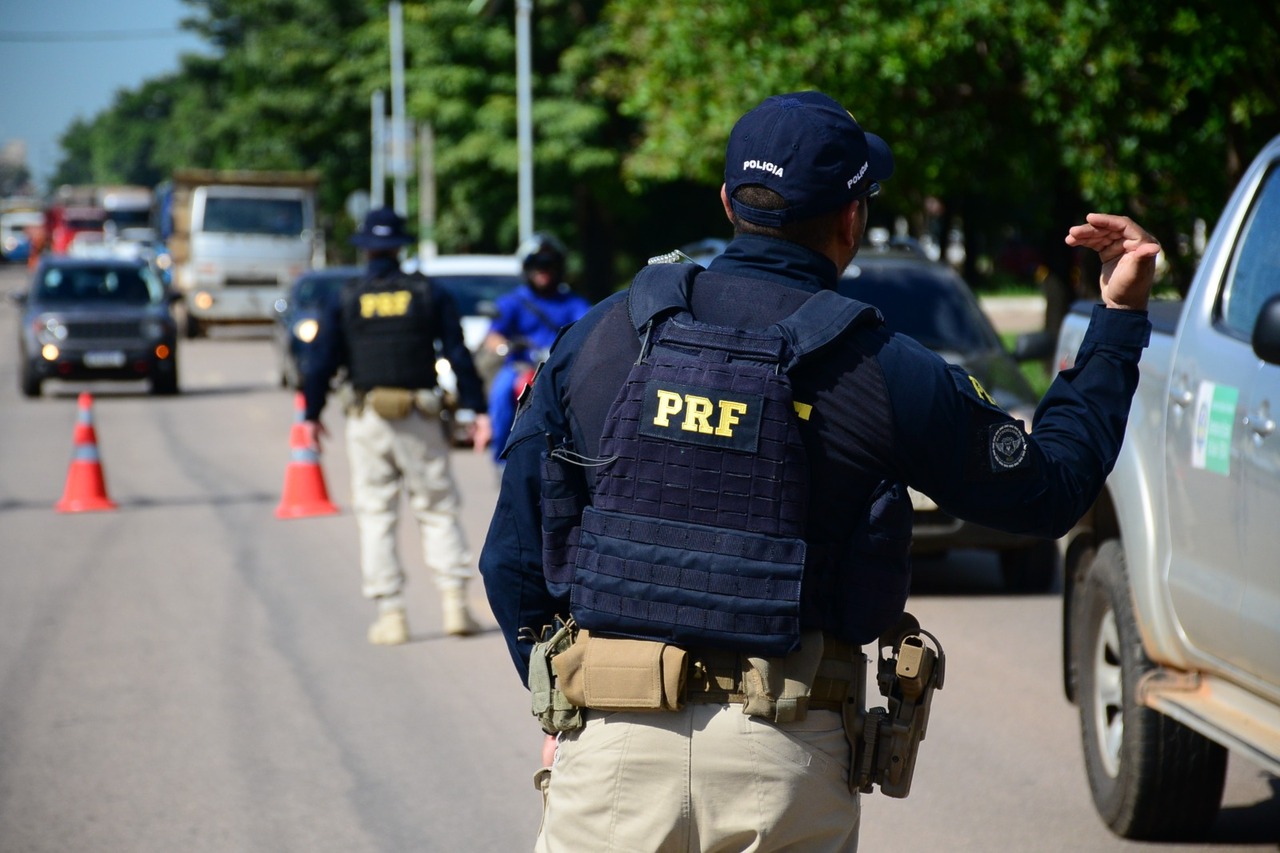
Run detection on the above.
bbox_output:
[998,540,1057,593]
[1073,540,1227,840]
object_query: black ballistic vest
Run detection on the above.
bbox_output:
[341,272,439,391]
[556,263,878,656]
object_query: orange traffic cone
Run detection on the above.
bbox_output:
[275,392,339,519]
[55,392,117,513]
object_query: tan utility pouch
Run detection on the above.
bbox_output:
[414,389,445,418]
[366,387,415,419]
[554,629,687,711]
[742,629,828,722]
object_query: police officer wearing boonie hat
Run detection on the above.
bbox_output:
[304,207,493,644]
[479,91,1159,851]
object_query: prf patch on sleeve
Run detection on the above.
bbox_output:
[950,365,1031,475]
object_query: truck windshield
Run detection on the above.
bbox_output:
[203,198,305,237]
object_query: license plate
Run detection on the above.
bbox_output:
[84,351,126,368]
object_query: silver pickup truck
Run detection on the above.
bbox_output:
[1055,134,1280,840]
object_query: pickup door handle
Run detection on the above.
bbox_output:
[1246,407,1276,438]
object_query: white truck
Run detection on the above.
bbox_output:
[160,169,323,337]
[1055,134,1280,840]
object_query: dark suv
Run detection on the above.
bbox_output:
[14,256,180,397]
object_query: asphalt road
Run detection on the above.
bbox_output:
[0,262,1276,852]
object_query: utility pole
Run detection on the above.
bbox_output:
[371,90,386,209]
[419,123,437,259]
[389,1,409,217]
[515,0,533,245]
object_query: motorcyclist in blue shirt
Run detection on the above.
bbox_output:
[481,233,591,462]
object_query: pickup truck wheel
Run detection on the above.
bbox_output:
[1074,540,1227,840]
[998,540,1057,593]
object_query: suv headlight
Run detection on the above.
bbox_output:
[34,315,68,344]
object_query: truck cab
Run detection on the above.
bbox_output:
[162,170,323,337]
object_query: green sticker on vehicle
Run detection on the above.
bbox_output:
[1192,381,1238,475]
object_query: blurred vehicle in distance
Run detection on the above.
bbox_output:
[12,256,181,397]
[158,169,323,338]
[1,207,44,263]
[272,266,362,389]
[837,240,1057,592]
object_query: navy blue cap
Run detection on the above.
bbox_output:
[725,91,894,227]
[350,207,414,250]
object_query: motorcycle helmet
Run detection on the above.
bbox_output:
[517,232,567,280]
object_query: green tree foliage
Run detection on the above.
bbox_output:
[47,0,1280,300]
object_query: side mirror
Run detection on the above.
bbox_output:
[1012,329,1055,362]
[1251,293,1280,365]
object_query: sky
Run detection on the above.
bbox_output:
[0,0,208,193]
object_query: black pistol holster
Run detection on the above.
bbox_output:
[846,612,946,799]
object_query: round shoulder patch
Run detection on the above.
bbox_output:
[989,422,1028,470]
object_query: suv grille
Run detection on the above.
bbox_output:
[66,319,144,340]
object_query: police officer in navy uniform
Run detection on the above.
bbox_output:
[304,207,493,645]
[479,92,1159,851]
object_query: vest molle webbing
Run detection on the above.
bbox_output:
[567,262,878,656]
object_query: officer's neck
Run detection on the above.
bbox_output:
[368,254,401,278]
[711,235,840,292]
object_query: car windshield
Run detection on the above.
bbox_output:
[203,197,305,236]
[36,265,164,305]
[838,261,1001,352]
[434,274,522,316]
[296,272,356,304]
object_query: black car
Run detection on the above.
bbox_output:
[837,245,1057,592]
[271,266,361,388]
[14,256,180,397]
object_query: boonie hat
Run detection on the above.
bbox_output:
[725,91,894,227]
[350,207,414,250]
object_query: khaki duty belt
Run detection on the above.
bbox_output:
[684,637,856,712]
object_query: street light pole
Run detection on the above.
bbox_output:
[515,0,533,245]
[371,90,386,209]
[389,0,409,217]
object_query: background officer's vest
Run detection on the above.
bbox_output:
[557,263,879,656]
[341,272,438,391]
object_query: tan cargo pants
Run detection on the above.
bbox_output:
[536,703,859,852]
[345,405,473,599]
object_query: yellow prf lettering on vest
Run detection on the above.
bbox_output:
[652,388,751,437]
[968,375,996,406]
[793,401,813,421]
[360,290,413,318]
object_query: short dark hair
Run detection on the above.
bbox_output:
[729,186,846,253]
